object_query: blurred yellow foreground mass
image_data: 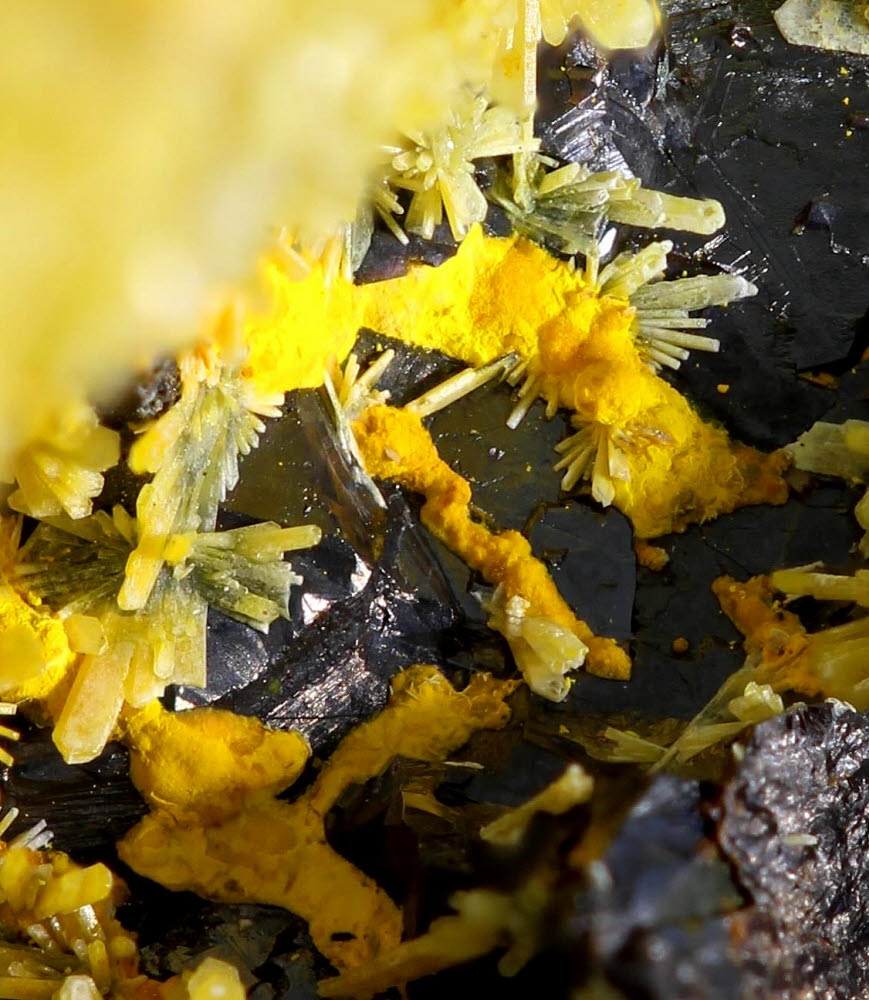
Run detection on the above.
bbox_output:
[0,0,658,480]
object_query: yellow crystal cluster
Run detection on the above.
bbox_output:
[0,809,243,1000]
[7,314,320,765]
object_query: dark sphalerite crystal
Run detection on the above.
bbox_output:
[720,702,869,999]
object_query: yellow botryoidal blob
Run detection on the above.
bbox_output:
[119,666,517,975]
[122,700,310,827]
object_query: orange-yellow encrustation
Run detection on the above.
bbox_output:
[352,405,630,680]
[357,226,577,365]
[713,575,816,695]
[241,228,787,539]
[715,574,869,709]
[355,226,789,537]
[119,666,517,973]
[634,540,669,571]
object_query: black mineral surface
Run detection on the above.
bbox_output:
[100,356,182,429]
[551,776,744,1000]
[721,702,869,999]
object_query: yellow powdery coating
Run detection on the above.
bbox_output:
[357,226,583,365]
[119,666,517,973]
[0,0,663,512]
[608,393,790,539]
[244,259,361,396]
[357,226,789,537]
